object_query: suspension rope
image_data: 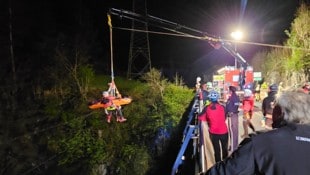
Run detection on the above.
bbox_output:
[107,14,114,82]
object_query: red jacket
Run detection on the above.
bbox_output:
[199,103,228,134]
[242,95,254,112]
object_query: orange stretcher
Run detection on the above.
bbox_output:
[88,97,132,109]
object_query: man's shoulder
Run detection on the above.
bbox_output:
[262,96,271,103]
[252,125,299,140]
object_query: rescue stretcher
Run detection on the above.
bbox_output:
[88,97,132,109]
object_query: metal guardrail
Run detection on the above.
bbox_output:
[171,98,201,175]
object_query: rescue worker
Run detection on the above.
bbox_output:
[101,91,127,123]
[107,81,122,98]
[225,86,240,152]
[200,83,210,106]
[195,77,204,111]
[206,82,213,91]
[262,84,278,129]
[195,77,202,92]
[198,90,228,162]
[205,89,310,175]
[241,89,255,138]
[260,82,268,99]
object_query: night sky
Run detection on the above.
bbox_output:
[107,0,305,84]
[1,0,306,85]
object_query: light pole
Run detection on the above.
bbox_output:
[230,30,243,69]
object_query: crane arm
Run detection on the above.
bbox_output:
[108,8,249,86]
[109,8,208,38]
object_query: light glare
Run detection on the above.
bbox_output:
[231,31,243,40]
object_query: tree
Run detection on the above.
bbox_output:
[253,3,309,87]
[285,3,310,84]
[261,48,291,85]
[251,51,268,73]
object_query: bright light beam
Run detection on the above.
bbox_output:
[240,0,248,24]
[231,31,243,40]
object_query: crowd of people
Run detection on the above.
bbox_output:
[196,80,310,174]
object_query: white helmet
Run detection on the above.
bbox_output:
[244,89,252,97]
[102,91,109,96]
[196,77,201,83]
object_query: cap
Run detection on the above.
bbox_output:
[269,84,278,92]
[229,86,237,92]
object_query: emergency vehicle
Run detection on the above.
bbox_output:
[214,66,254,101]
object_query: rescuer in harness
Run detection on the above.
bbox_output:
[204,89,310,175]
[101,91,127,123]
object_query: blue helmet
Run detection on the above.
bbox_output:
[208,90,219,102]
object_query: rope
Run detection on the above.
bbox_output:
[107,15,124,98]
[107,14,114,81]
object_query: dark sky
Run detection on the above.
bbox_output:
[102,0,303,84]
[1,0,306,85]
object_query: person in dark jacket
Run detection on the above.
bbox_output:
[225,86,240,152]
[262,84,278,129]
[205,89,310,175]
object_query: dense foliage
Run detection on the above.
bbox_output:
[50,69,193,174]
[1,59,193,175]
[0,0,194,173]
[252,3,310,86]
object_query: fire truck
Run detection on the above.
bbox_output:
[214,66,254,101]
